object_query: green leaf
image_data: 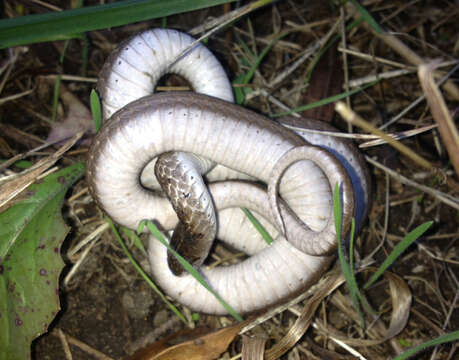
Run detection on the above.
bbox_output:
[364,221,433,290]
[0,0,236,49]
[120,226,147,255]
[0,162,85,360]
[90,89,102,132]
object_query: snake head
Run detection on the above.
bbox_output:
[167,221,207,276]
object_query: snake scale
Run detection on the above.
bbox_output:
[86,28,371,315]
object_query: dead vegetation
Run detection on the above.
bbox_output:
[0,0,458,359]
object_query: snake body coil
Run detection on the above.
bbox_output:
[87,29,371,314]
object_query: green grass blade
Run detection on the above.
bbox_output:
[107,218,187,325]
[272,81,378,117]
[233,33,287,105]
[90,89,102,132]
[241,208,274,245]
[0,0,236,48]
[120,226,147,255]
[348,0,383,34]
[233,30,288,104]
[392,330,459,360]
[334,183,365,328]
[138,220,244,322]
[364,221,433,290]
[241,32,286,85]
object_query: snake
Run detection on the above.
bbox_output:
[86,28,371,315]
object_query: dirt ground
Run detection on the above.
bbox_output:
[1,0,458,359]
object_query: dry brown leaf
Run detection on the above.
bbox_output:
[46,84,95,146]
[129,320,249,360]
[314,269,412,347]
[0,132,83,213]
[265,273,345,360]
[241,335,268,360]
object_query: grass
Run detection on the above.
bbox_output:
[0,0,236,48]
[332,183,457,360]
[1,0,458,358]
[137,220,243,322]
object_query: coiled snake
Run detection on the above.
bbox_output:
[86,28,371,315]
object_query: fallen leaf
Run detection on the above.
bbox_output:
[129,321,249,360]
[46,85,95,146]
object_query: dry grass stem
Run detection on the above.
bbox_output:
[365,156,459,211]
[0,132,83,212]
[0,88,35,105]
[380,63,459,130]
[346,1,459,101]
[268,17,342,88]
[68,222,110,257]
[418,62,459,177]
[50,329,114,360]
[336,101,434,170]
[56,328,73,360]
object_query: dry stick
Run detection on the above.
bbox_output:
[335,101,434,171]
[233,26,302,51]
[418,62,459,178]
[189,2,252,35]
[242,335,268,360]
[359,124,438,148]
